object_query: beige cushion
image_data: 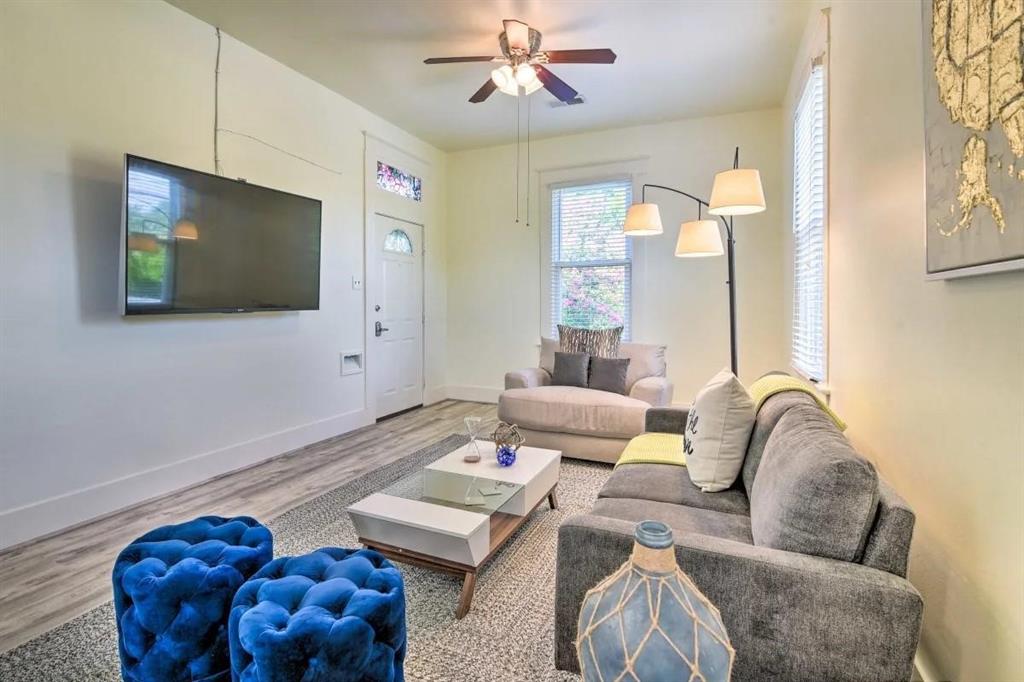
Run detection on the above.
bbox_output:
[540,336,558,375]
[685,368,756,492]
[498,386,648,439]
[618,342,667,391]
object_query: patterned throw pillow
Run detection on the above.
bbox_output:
[558,325,623,358]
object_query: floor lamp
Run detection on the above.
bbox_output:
[623,147,765,376]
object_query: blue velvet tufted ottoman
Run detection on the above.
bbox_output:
[228,547,406,682]
[112,515,274,682]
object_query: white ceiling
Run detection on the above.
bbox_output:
[167,0,812,151]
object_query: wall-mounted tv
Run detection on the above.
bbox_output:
[120,154,322,315]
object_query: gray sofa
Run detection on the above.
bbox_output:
[499,338,673,463]
[555,391,923,681]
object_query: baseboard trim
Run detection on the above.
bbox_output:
[0,408,372,550]
[442,385,501,404]
[422,385,448,406]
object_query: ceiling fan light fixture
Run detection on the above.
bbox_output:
[491,64,514,89]
[523,78,543,95]
[515,63,538,86]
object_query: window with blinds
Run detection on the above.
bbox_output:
[550,179,632,339]
[792,60,827,382]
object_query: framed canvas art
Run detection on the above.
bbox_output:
[923,0,1024,279]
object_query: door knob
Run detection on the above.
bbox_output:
[375,321,389,337]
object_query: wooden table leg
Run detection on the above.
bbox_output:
[548,486,559,510]
[456,571,477,619]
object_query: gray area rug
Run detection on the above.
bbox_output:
[0,434,612,681]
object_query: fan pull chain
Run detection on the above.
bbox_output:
[526,94,531,227]
[515,94,520,224]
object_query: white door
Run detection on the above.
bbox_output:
[370,216,423,418]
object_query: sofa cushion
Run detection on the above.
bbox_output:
[588,356,630,395]
[750,404,879,562]
[592,497,753,544]
[599,463,750,516]
[498,386,648,439]
[558,324,623,358]
[618,342,666,391]
[540,336,558,375]
[685,369,756,492]
[741,390,819,497]
[552,351,589,387]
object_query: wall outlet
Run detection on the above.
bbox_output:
[352,276,362,290]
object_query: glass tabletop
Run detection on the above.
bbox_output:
[379,464,524,516]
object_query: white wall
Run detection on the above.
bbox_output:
[0,0,447,549]
[783,4,1024,680]
[445,110,786,404]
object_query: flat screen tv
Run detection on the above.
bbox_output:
[120,154,322,315]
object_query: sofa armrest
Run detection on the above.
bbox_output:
[628,376,673,406]
[555,514,922,681]
[504,367,551,389]
[644,406,688,434]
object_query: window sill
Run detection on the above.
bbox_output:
[790,366,831,398]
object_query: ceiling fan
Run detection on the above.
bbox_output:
[424,19,616,104]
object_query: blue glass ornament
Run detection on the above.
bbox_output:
[496,445,517,467]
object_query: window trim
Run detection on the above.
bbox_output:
[790,40,830,386]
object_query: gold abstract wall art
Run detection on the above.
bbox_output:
[925,0,1024,278]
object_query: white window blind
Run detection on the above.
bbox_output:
[792,61,827,382]
[550,179,632,339]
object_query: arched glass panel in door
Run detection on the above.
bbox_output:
[383,228,413,255]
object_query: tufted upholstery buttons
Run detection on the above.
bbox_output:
[112,515,273,682]
[228,547,406,682]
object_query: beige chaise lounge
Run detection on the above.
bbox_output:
[498,338,673,463]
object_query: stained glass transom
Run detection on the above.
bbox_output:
[376,161,422,201]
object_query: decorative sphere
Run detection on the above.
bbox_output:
[496,445,517,467]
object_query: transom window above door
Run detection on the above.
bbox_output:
[376,161,422,201]
[384,228,414,254]
[549,179,633,339]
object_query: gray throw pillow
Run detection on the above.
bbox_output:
[551,351,589,387]
[558,325,623,358]
[588,356,630,395]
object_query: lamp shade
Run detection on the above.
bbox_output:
[172,219,199,240]
[708,168,766,216]
[675,219,723,257]
[623,203,663,236]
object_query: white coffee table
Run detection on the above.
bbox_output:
[347,441,561,617]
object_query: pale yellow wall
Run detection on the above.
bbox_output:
[445,110,787,403]
[784,3,1024,679]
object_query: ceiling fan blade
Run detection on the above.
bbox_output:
[503,19,531,51]
[535,65,579,103]
[469,79,498,103]
[543,49,617,64]
[424,56,501,64]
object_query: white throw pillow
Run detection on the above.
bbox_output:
[685,368,756,492]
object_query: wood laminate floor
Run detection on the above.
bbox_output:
[0,400,497,654]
